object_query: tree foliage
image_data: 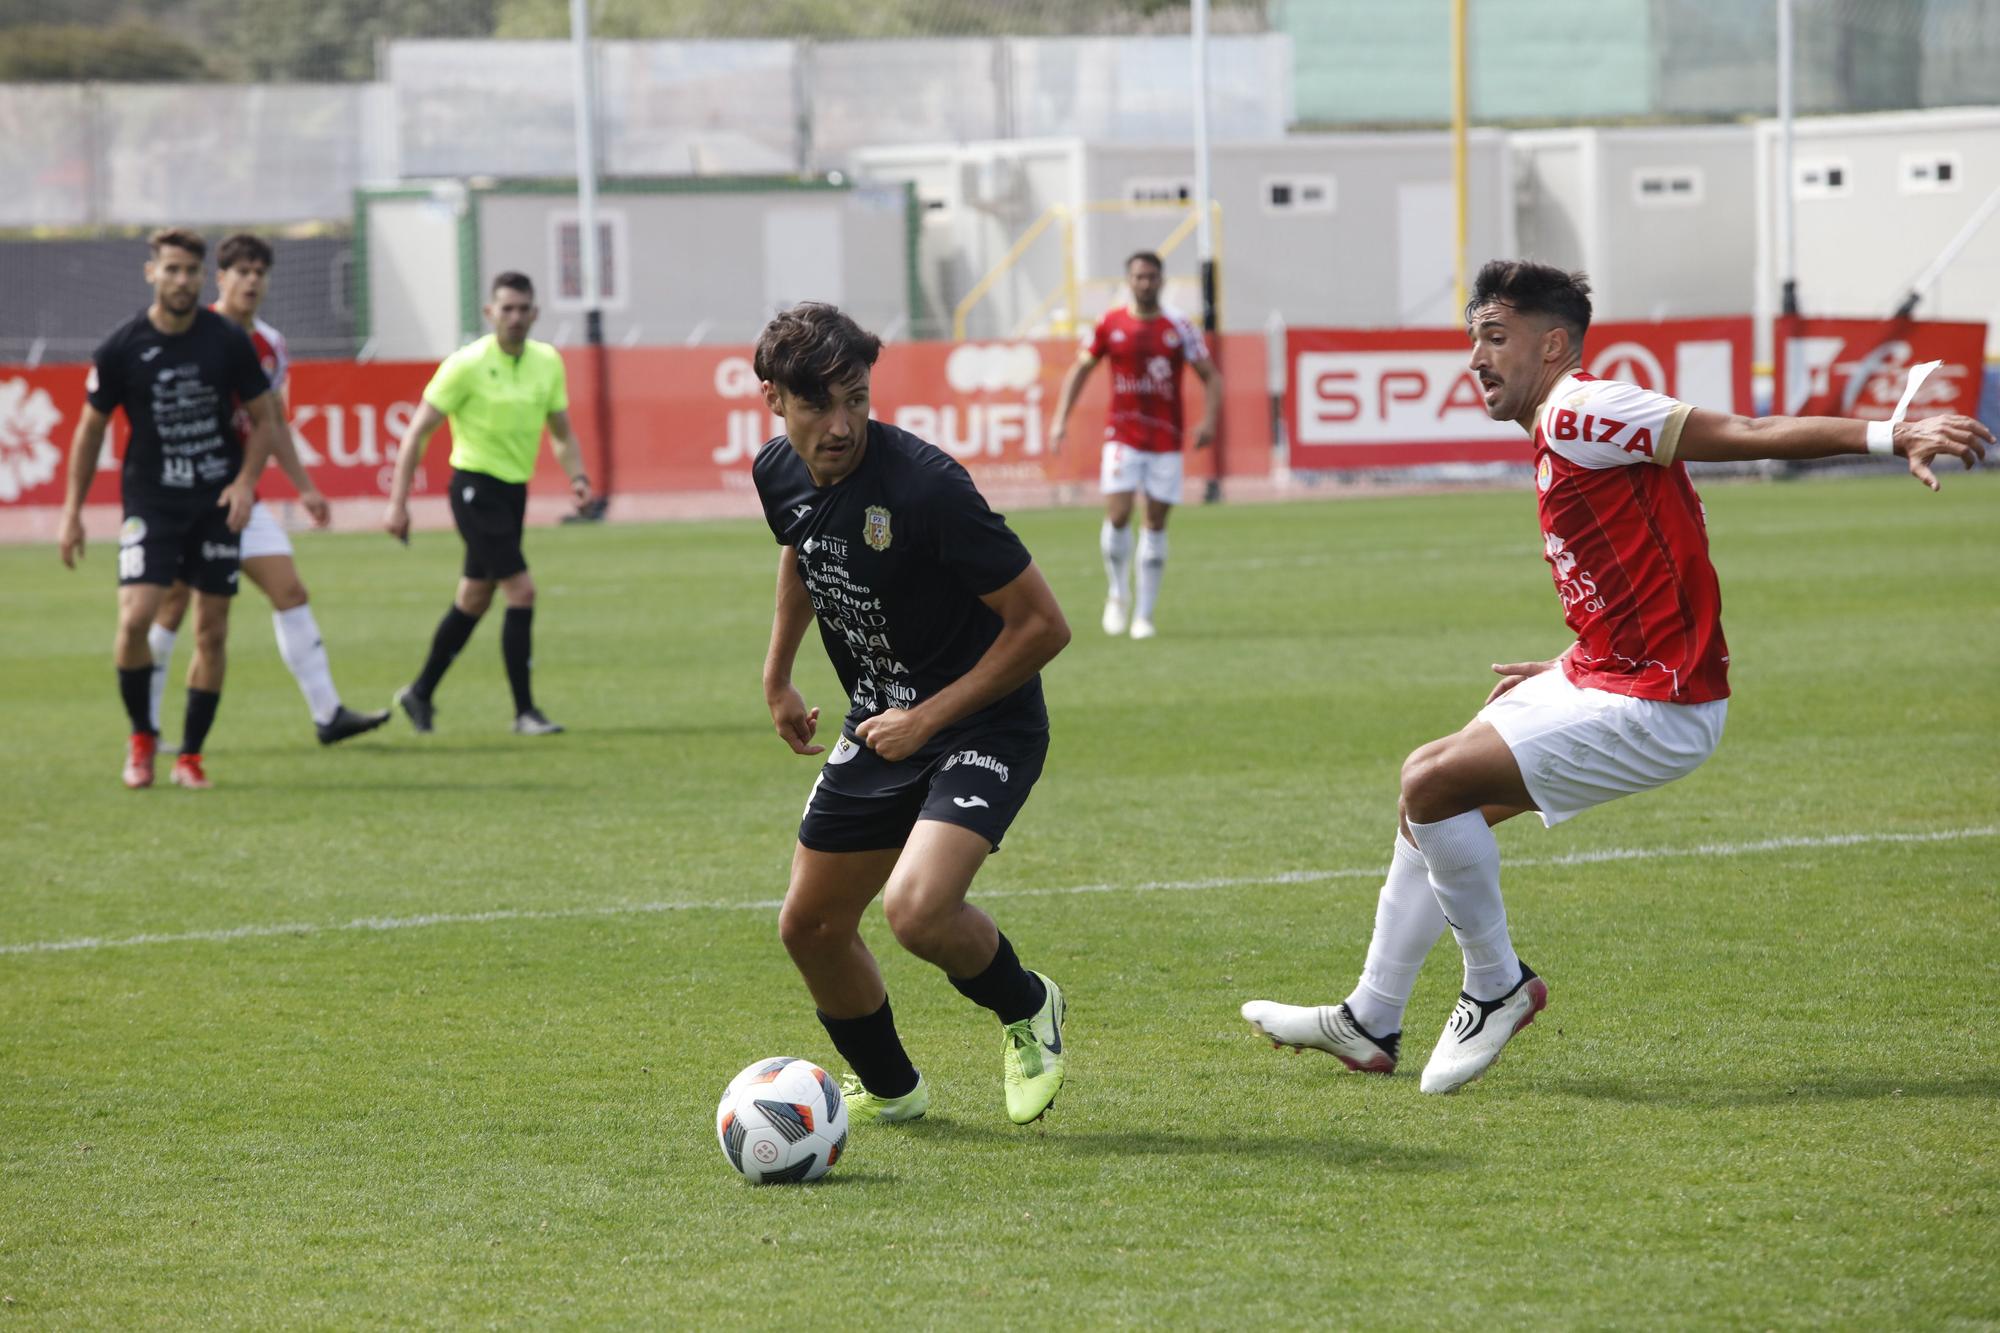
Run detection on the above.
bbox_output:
[0,0,1264,80]
[0,22,213,81]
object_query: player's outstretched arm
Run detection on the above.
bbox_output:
[1048,354,1099,456]
[383,400,447,542]
[855,562,1071,763]
[764,549,824,756]
[544,410,594,509]
[1679,409,1991,491]
[253,391,327,527]
[58,405,110,568]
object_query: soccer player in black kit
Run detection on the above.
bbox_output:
[57,228,278,790]
[754,302,1074,1126]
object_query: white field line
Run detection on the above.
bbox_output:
[3,824,1993,959]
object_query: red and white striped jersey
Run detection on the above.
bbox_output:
[1532,371,1731,704]
[214,306,289,445]
[1084,304,1209,454]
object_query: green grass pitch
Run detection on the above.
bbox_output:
[2,476,1994,1326]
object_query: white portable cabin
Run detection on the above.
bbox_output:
[1752,107,2000,356]
[1511,125,1759,323]
[856,133,1515,340]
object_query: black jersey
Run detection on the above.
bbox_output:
[86,307,271,504]
[755,420,1044,737]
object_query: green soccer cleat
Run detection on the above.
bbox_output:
[839,1071,930,1124]
[1003,972,1067,1125]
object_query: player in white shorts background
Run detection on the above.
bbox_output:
[1241,259,1989,1095]
[149,233,390,748]
[1049,251,1222,640]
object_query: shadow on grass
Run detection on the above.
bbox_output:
[896,1118,1465,1172]
[1552,1072,2000,1108]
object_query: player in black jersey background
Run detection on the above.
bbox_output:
[753,302,1075,1127]
[57,227,284,790]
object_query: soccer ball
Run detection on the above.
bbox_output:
[715,1057,849,1184]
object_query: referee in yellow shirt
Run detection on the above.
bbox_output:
[384,271,593,735]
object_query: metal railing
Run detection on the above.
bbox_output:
[952,199,1223,341]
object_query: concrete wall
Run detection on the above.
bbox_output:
[0,83,396,228]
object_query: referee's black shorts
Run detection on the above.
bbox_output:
[448,468,528,581]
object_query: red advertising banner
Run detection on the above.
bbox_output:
[0,361,459,508]
[1284,318,1754,470]
[1773,317,1987,420]
[0,335,1269,507]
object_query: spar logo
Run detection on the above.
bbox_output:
[1293,350,1517,446]
[0,376,63,502]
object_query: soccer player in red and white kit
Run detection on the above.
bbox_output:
[1050,250,1222,639]
[1242,260,1989,1094]
[147,233,389,750]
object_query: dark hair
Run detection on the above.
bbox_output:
[215,232,273,271]
[491,270,535,299]
[754,302,884,408]
[1126,250,1164,274]
[1465,260,1592,341]
[148,227,206,261]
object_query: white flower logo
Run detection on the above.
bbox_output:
[0,377,64,503]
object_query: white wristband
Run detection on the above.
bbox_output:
[1865,420,1896,456]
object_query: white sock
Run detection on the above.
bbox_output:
[1343,833,1449,1035]
[272,604,341,725]
[1100,519,1132,603]
[1135,527,1168,622]
[1408,811,1521,1001]
[146,623,176,732]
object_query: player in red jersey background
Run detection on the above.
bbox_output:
[1243,259,1989,1095]
[1049,251,1222,640]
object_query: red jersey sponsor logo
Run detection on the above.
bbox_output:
[1534,373,1730,704]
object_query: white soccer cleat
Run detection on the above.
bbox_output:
[1419,963,1547,1095]
[1241,999,1398,1073]
[1129,617,1156,640]
[1101,596,1129,636]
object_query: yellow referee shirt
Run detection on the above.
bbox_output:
[422,335,569,484]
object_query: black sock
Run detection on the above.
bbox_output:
[501,606,535,715]
[413,605,481,699]
[181,688,221,756]
[816,997,920,1099]
[948,932,1046,1024]
[118,667,155,736]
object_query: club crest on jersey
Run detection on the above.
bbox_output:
[863,505,893,552]
[119,516,147,546]
[1163,330,1180,349]
[1536,455,1553,493]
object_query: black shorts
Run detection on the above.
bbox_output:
[117,500,240,596]
[798,716,1050,855]
[449,468,528,581]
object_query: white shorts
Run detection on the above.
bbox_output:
[237,501,294,562]
[1477,666,1727,827]
[1100,442,1184,505]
